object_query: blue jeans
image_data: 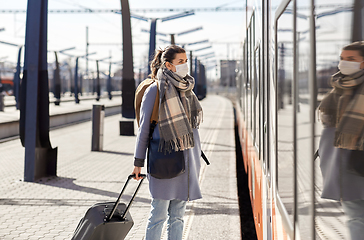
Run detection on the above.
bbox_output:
[145,198,187,240]
[342,200,364,240]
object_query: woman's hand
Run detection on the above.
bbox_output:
[132,166,142,180]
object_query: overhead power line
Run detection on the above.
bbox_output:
[0,4,350,14]
[0,8,244,14]
[88,41,241,46]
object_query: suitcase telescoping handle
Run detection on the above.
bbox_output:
[106,174,146,222]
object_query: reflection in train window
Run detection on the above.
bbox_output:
[276,2,294,224]
[254,46,260,153]
[241,43,246,119]
[250,15,255,137]
[246,26,252,134]
[315,0,357,239]
[296,0,314,238]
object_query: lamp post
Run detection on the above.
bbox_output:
[94,56,112,102]
[121,0,134,115]
[21,0,57,182]
[53,51,61,105]
[108,62,112,100]
[53,47,75,105]
[74,57,80,103]
[119,0,135,135]
[95,60,100,101]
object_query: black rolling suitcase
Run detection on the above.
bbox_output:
[71,174,146,240]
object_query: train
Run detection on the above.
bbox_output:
[234,0,362,239]
[0,77,14,95]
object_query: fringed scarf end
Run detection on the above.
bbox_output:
[190,110,203,129]
[158,132,195,154]
[334,132,362,150]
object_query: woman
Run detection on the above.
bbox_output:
[131,45,203,240]
[319,41,364,240]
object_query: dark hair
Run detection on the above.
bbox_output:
[149,45,186,79]
[343,41,364,59]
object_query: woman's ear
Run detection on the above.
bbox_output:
[165,62,174,71]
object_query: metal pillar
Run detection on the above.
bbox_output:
[197,63,206,100]
[86,26,89,76]
[0,94,4,112]
[53,51,61,105]
[189,51,193,76]
[91,104,105,151]
[171,34,175,45]
[62,76,66,95]
[120,0,135,136]
[194,57,198,94]
[74,57,80,103]
[96,60,100,101]
[107,62,112,100]
[68,67,73,96]
[13,46,22,109]
[79,74,83,96]
[148,19,157,75]
[20,0,57,182]
[352,0,363,42]
[93,74,96,95]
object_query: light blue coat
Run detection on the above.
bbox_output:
[319,127,364,201]
[134,82,202,201]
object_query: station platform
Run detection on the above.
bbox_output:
[0,94,122,140]
[0,94,241,240]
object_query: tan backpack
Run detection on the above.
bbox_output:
[134,79,160,127]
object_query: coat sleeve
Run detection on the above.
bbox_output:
[134,82,158,167]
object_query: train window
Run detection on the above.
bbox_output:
[276,1,294,225]
[246,27,252,133]
[249,18,254,136]
[251,13,256,141]
[243,41,248,122]
[241,42,246,118]
[296,0,315,239]
[254,46,260,153]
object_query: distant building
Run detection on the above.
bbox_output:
[220,60,237,87]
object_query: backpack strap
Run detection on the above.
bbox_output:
[314,149,319,161]
[150,81,159,124]
[135,79,158,127]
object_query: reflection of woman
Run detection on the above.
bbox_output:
[131,45,203,240]
[319,41,364,240]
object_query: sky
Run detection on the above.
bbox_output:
[0,0,246,80]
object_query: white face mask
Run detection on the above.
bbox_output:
[172,62,189,78]
[338,60,363,75]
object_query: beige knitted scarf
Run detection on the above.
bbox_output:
[319,70,364,150]
[156,66,203,153]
